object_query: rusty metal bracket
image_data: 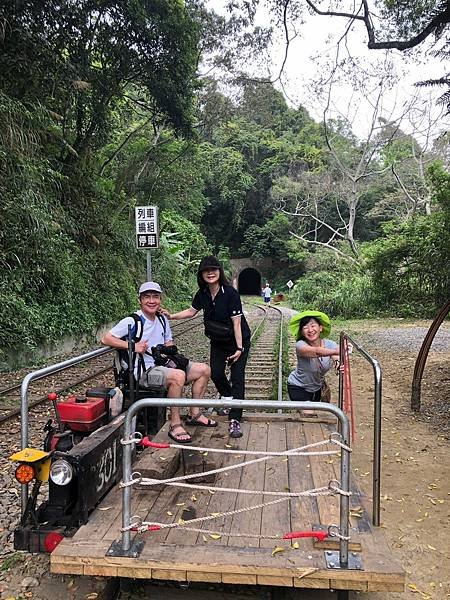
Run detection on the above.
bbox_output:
[325,550,363,570]
[107,539,144,558]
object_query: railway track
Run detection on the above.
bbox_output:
[0,315,206,426]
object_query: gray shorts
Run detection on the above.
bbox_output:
[139,363,192,390]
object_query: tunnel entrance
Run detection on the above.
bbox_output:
[238,267,262,296]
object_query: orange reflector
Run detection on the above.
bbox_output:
[44,532,64,553]
[15,463,35,484]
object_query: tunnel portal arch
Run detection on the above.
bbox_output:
[238,267,261,296]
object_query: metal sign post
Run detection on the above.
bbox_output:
[286,279,293,298]
[135,206,159,281]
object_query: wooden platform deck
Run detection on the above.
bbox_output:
[51,413,404,593]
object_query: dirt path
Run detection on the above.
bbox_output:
[335,321,450,600]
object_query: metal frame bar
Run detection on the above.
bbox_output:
[339,332,382,526]
[121,398,351,568]
[19,347,112,511]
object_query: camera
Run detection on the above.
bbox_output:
[151,344,178,365]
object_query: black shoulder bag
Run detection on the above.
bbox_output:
[204,319,234,343]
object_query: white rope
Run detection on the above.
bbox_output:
[136,478,350,498]
[122,438,348,489]
[122,485,334,533]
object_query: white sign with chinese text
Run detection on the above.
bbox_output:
[135,206,159,249]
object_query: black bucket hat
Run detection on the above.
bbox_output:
[198,255,222,271]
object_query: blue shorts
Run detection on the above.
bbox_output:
[264,296,271,303]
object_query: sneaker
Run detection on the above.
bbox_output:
[218,396,232,416]
[229,419,242,438]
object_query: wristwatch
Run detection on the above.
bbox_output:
[236,347,244,352]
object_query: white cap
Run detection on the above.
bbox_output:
[138,281,162,295]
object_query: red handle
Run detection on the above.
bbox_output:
[283,530,328,541]
[131,524,161,532]
[141,436,170,449]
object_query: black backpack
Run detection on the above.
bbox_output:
[113,312,167,389]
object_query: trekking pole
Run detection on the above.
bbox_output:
[127,324,135,409]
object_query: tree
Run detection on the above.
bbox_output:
[226,1,449,51]
[0,0,200,163]
[224,1,450,110]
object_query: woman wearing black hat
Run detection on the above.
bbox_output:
[165,256,251,438]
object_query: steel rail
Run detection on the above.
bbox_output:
[339,332,382,527]
[0,365,112,426]
[0,356,110,398]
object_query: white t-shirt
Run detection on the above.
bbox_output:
[109,310,172,375]
[264,287,272,298]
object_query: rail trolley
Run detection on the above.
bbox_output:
[12,334,405,599]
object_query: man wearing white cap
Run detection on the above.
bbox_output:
[102,281,215,443]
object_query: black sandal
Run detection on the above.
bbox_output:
[185,413,218,427]
[168,424,192,443]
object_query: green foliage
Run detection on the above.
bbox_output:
[240,213,307,264]
[362,164,450,314]
[290,270,375,319]
[0,0,200,160]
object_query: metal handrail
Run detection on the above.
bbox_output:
[339,332,382,526]
[19,346,112,511]
[120,398,351,569]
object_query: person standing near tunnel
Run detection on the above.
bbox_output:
[163,256,251,438]
[263,283,272,304]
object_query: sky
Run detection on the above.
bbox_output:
[206,1,449,143]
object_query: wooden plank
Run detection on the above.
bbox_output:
[259,421,290,548]
[303,423,341,528]
[187,571,222,583]
[286,421,317,542]
[193,420,252,546]
[180,423,225,483]
[227,421,268,547]
[330,579,368,591]
[133,421,180,485]
[244,412,335,424]
[152,569,187,581]
[222,574,257,584]
[164,423,229,546]
[257,575,293,586]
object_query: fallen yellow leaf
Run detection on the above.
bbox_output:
[209,533,221,540]
[272,546,285,556]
